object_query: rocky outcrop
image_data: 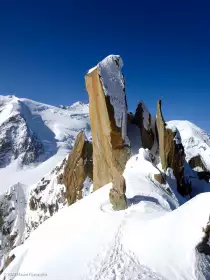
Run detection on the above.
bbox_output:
[197,171,210,182]
[156,100,191,196]
[154,173,166,184]
[0,183,26,257]
[156,100,167,170]
[189,155,207,171]
[196,220,210,255]
[85,55,130,191]
[0,114,43,168]
[25,158,67,239]
[0,254,15,275]
[109,173,127,210]
[63,131,93,205]
[132,101,154,150]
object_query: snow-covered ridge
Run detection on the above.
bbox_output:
[58,101,89,112]
[2,150,210,280]
[0,95,91,261]
[1,91,210,279]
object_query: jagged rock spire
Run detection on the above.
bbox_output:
[132,100,155,150]
[63,131,93,205]
[85,55,130,192]
[85,55,130,210]
[156,100,191,196]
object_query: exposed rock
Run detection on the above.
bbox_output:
[57,173,64,184]
[189,155,207,171]
[25,159,68,239]
[156,100,167,170]
[109,173,127,210]
[0,254,15,275]
[196,220,210,255]
[156,100,191,196]
[127,120,142,155]
[127,112,135,123]
[154,173,166,184]
[63,131,93,205]
[85,55,130,190]
[197,171,210,182]
[29,197,37,210]
[0,113,43,168]
[0,183,26,256]
[132,101,154,150]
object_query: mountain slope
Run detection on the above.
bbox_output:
[1,92,210,280]
[0,95,90,192]
[2,150,210,280]
[168,120,210,171]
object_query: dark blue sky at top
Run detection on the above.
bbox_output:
[0,0,210,131]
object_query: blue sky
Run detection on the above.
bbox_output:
[0,0,210,131]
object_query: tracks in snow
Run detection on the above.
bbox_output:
[83,211,165,280]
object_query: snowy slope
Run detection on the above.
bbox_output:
[0,95,90,192]
[0,156,69,266]
[168,120,210,171]
[0,183,27,256]
[1,95,210,280]
[3,149,209,280]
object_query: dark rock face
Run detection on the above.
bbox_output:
[0,114,43,168]
[197,171,210,182]
[109,173,127,211]
[63,131,93,205]
[156,100,191,196]
[196,222,210,255]
[132,101,154,150]
[189,155,207,171]
[0,183,26,256]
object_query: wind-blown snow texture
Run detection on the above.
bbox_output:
[2,148,210,280]
[0,96,91,192]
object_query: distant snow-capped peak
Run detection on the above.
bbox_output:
[0,95,91,192]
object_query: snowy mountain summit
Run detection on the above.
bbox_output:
[1,55,210,280]
[0,95,90,191]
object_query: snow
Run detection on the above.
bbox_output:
[0,183,27,261]
[0,96,20,127]
[98,55,127,140]
[82,177,93,197]
[167,120,210,169]
[3,148,208,280]
[166,123,182,144]
[1,96,210,279]
[123,193,210,280]
[87,65,97,74]
[0,95,90,192]
[0,152,66,193]
[23,157,68,241]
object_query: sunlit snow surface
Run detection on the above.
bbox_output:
[0,96,90,192]
[3,149,210,280]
